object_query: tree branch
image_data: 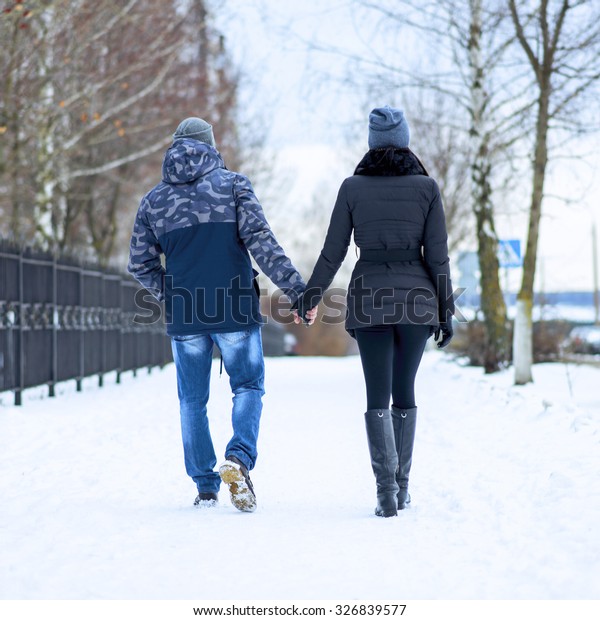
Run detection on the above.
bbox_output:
[88,0,140,44]
[63,48,181,151]
[551,69,600,118]
[549,0,570,64]
[508,0,541,82]
[67,136,172,179]
[59,19,185,111]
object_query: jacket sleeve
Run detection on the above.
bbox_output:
[234,174,305,305]
[299,181,352,313]
[423,181,454,323]
[127,197,165,302]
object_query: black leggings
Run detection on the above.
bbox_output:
[355,324,430,410]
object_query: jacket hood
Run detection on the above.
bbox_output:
[162,138,225,184]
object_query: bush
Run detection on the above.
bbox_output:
[451,319,574,366]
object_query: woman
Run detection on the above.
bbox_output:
[295,106,455,518]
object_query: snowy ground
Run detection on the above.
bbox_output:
[0,351,599,600]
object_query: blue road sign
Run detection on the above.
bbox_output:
[498,239,522,268]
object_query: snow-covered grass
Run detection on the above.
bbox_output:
[0,353,598,600]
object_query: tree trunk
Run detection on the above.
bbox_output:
[472,150,509,372]
[513,297,532,383]
[33,6,60,250]
[34,117,57,247]
[4,17,24,240]
[514,87,549,385]
[469,0,509,373]
[9,112,23,240]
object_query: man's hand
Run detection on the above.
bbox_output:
[292,307,318,326]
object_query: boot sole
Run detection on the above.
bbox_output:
[194,498,218,508]
[219,461,257,513]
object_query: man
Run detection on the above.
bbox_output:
[128,117,313,512]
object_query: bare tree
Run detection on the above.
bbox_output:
[465,0,511,372]
[0,0,249,266]
[0,1,41,240]
[508,0,600,384]
[0,1,179,247]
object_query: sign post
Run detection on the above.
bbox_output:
[498,239,522,269]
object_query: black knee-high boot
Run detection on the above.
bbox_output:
[391,406,417,509]
[364,409,399,517]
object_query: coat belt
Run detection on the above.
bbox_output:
[359,248,422,262]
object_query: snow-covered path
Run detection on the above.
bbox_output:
[1,352,599,599]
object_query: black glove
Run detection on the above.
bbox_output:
[434,321,453,349]
[293,295,313,326]
[296,289,322,326]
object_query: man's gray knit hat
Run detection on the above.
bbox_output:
[173,117,215,147]
[368,106,410,149]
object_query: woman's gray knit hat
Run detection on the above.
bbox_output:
[368,106,410,149]
[173,117,215,147]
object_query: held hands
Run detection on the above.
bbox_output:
[292,307,318,326]
[434,321,453,348]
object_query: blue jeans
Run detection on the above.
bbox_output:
[170,326,265,494]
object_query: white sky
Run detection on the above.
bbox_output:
[215,0,600,294]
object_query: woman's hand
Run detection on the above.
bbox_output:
[434,321,453,348]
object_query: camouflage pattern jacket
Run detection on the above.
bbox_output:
[128,139,305,336]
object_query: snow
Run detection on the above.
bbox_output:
[0,352,599,600]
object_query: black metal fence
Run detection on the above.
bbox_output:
[0,241,172,405]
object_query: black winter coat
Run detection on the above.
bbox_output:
[299,148,455,336]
